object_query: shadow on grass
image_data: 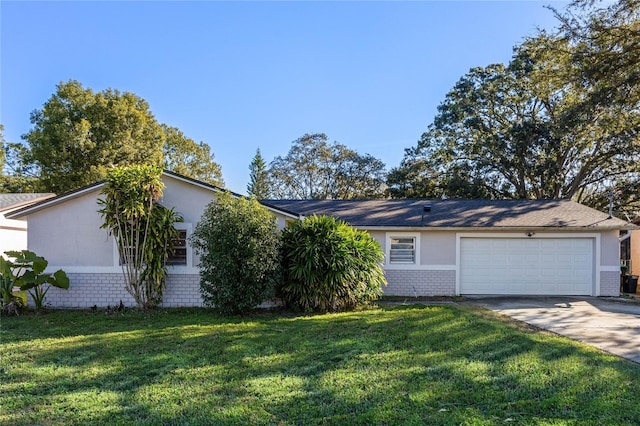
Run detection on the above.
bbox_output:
[2,305,640,425]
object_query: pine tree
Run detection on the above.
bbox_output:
[247,148,270,198]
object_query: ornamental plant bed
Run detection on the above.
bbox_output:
[1,306,640,425]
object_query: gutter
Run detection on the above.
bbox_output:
[620,231,632,242]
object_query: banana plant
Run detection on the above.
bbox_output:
[0,256,17,305]
[4,250,70,310]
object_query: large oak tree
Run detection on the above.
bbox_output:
[389,0,640,214]
[21,80,223,193]
[161,124,223,187]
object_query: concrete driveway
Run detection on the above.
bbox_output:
[466,296,640,363]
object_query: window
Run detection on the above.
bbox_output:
[389,237,416,264]
[167,229,188,266]
[113,224,191,269]
[384,233,421,268]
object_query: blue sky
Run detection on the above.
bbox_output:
[1,1,566,194]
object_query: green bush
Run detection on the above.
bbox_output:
[191,192,281,314]
[280,215,386,313]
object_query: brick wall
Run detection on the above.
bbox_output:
[38,273,203,308]
[600,270,621,297]
[383,269,456,296]
[35,267,617,307]
[161,275,203,307]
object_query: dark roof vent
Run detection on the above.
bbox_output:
[421,205,432,222]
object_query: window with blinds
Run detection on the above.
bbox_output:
[167,229,188,266]
[389,237,416,264]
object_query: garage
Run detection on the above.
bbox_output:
[460,237,594,295]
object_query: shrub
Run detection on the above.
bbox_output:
[1,256,24,316]
[279,215,386,313]
[190,192,281,314]
[1,250,69,312]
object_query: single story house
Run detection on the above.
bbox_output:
[0,193,55,256]
[6,171,635,308]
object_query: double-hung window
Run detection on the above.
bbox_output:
[167,229,188,266]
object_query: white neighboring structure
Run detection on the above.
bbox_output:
[0,193,55,257]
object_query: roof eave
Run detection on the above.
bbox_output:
[5,183,104,219]
[0,194,56,213]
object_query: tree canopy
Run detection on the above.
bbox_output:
[553,0,640,109]
[23,81,164,193]
[0,125,5,173]
[549,0,640,211]
[0,125,40,193]
[389,0,640,214]
[19,80,223,193]
[268,133,387,199]
[247,148,270,198]
[161,124,223,187]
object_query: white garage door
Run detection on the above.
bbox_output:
[460,238,594,295]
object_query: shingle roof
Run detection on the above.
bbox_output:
[0,193,55,212]
[262,199,634,230]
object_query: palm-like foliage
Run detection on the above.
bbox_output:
[280,215,386,313]
[98,165,182,309]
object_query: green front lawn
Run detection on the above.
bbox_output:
[1,305,639,425]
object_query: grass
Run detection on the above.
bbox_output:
[1,305,640,425]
